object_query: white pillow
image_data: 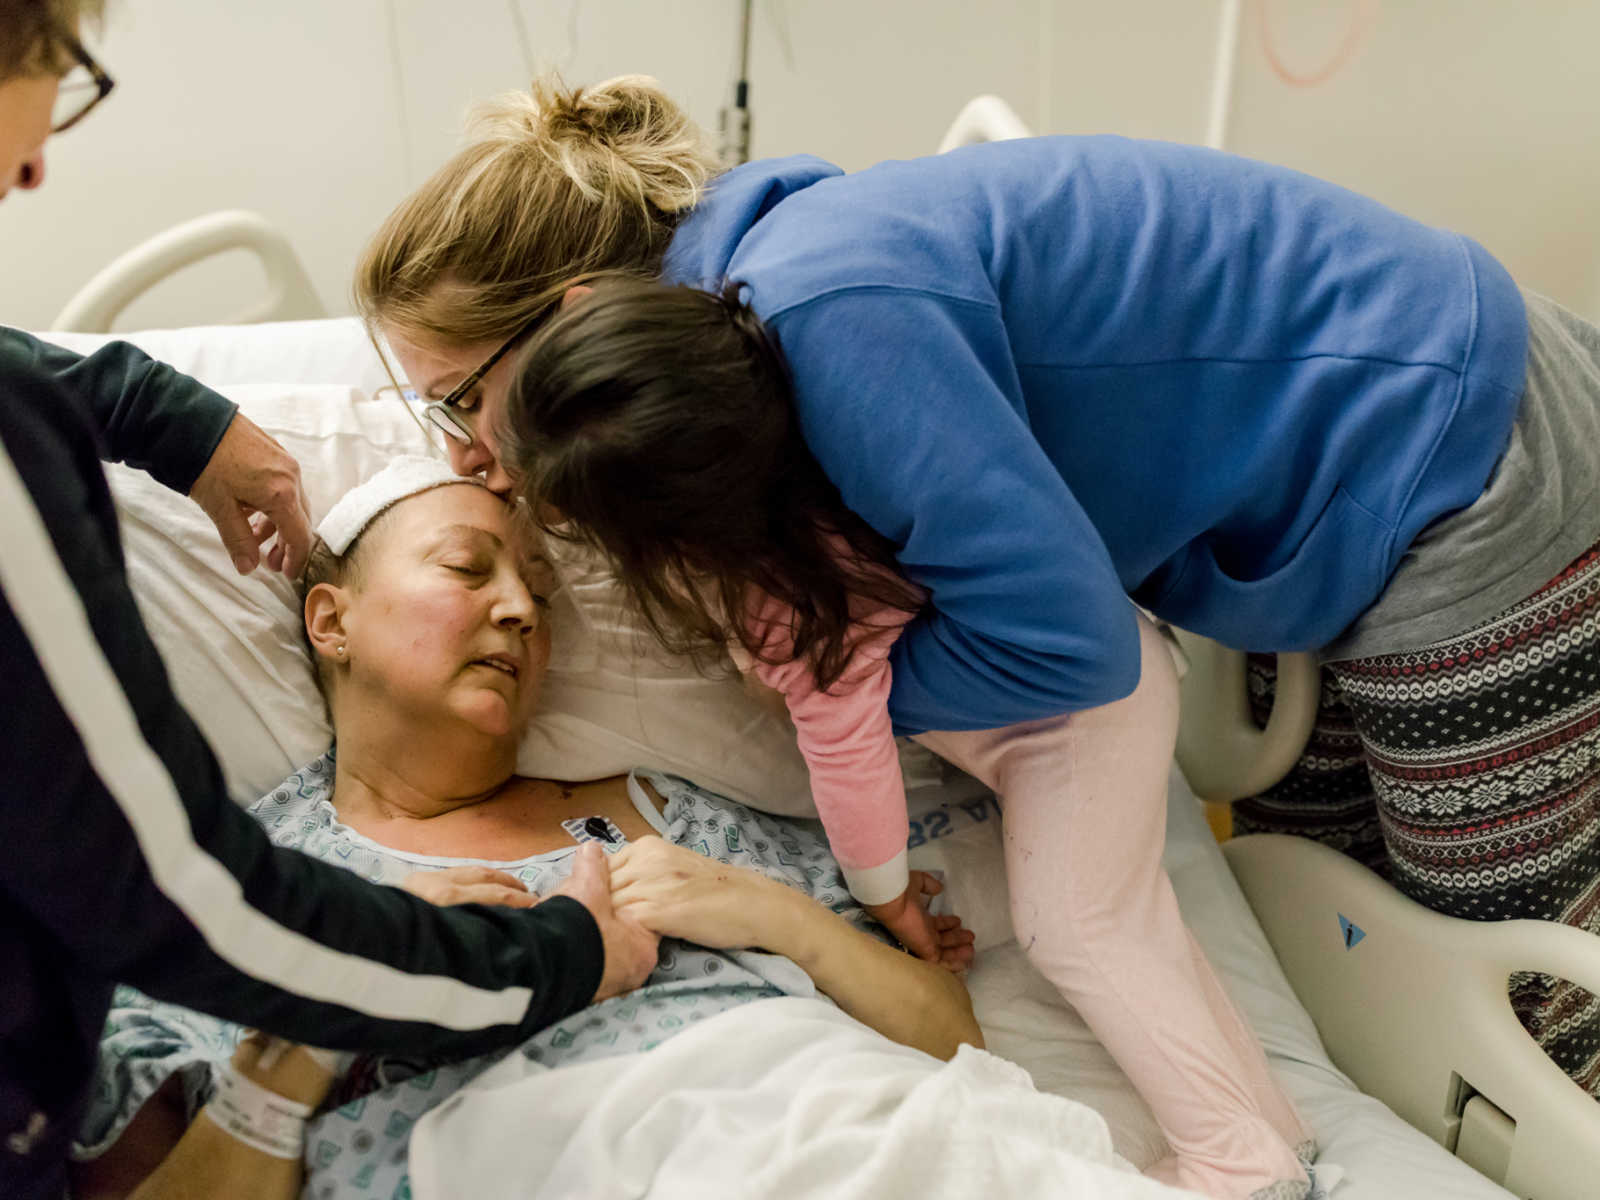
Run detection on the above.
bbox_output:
[518,539,816,815]
[66,322,815,811]
[108,382,421,801]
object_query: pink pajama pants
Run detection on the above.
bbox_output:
[914,615,1312,1200]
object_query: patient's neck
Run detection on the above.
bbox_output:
[328,700,519,824]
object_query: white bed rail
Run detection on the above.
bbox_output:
[51,210,326,333]
[1171,633,1320,801]
[936,95,1033,154]
[1227,833,1600,1199]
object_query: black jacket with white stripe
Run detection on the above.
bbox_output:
[0,329,604,1199]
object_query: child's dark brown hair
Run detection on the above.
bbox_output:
[501,277,924,689]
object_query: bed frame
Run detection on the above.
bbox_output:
[1178,633,1600,1200]
[51,210,325,333]
[54,91,1600,1200]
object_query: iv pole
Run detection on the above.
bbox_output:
[720,0,753,165]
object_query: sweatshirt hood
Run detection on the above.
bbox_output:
[662,154,841,287]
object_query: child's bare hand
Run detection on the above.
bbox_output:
[929,912,977,971]
[864,872,976,971]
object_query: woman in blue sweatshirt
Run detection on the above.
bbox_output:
[356,75,1600,1196]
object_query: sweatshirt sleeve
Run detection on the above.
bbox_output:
[768,289,1141,735]
[740,588,913,905]
[5,328,237,493]
[0,335,604,1059]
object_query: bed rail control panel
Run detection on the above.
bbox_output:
[1224,832,1600,1200]
[1452,1090,1516,1189]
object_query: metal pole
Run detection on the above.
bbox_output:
[720,0,753,165]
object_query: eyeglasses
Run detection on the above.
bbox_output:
[368,314,546,454]
[51,34,114,134]
[421,313,547,448]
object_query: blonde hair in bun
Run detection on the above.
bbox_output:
[355,73,721,351]
[479,74,715,216]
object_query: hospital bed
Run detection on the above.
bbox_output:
[39,96,1600,1200]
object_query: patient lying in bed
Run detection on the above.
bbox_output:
[70,470,984,1200]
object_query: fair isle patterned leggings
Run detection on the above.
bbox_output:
[1237,541,1600,1093]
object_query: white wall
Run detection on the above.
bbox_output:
[1226,2,1600,322]
[1034,0,1600,319]
[2,1,1596,333]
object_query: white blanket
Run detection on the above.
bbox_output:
[409,997,1203,1200]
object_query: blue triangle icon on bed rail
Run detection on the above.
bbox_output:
[1337,914,1366,950]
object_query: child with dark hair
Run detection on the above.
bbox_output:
[500,277,1317,1200]
[500,281,972,965]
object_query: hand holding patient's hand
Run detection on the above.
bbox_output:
[608,836,776,950]
[552,842,660,1002]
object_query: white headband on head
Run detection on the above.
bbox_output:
[316,456,483,555]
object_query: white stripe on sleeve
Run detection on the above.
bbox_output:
[0,446,532,1031]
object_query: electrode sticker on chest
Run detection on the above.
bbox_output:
[561,814,626,850]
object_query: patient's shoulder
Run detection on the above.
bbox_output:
[246,750,336,834]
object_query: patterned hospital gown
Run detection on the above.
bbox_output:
[76,754,889,1199]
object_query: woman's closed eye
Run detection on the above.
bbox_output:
[442,558,492,579]
[442,559,552,611]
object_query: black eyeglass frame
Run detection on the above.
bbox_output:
[51,32,114,134]
[421,311,548,448]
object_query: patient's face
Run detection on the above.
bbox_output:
[340,484,553,739]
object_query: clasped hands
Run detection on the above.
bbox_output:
[400,836,977,1008]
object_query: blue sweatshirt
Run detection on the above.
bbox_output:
[662,137,1529,734]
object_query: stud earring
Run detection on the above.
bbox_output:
[336,644,346,657]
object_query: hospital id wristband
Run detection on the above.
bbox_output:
[251,1038,354,1077]
[203,1062,313,1160]
[300,1045,354,1075]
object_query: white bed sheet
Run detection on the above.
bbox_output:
[927,765,1513,1200]
[44,317,1511,1198]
